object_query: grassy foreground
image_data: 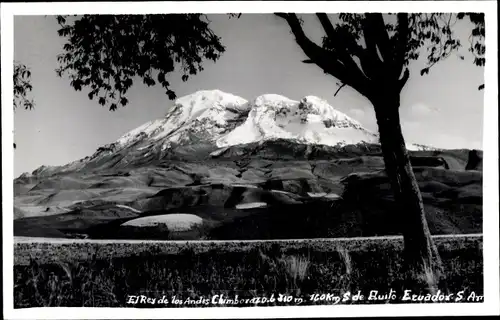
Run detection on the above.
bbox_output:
[14,235,483,308]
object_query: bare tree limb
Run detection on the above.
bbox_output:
[275,14,349,80]
[315,13,336,38]
[315,13,370,84]
[359,15,385,80]
[334,83,347,97]
[359,13,405,94]
[398,68,410,91]
[275,13,370,97]
[365,13,393,63]
[394,13,409,82]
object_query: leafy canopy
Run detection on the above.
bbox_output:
[274,13,485,101]
[14,62,35,110]
[55,14,226,111]
[54,13,485,111]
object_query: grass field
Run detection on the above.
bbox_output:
[14,235,483,308]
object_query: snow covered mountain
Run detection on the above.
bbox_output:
[114,90,251,151]
[14,90,481,243]
[24,89,434,177]
[112,89,379,151]
[217,93,378,147]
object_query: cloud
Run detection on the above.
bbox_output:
[430,134,483,150]
[348,107,377,132]
[401,120,422,139]
[401,120,482,149]
[408,103,439,118]
[349,108,365,118]
[401,120,421,130]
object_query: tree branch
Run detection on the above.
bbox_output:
[334,83,347,97]
[316,13,370,84]
[359,15,384,80]
[394,13,409,81]
[315,13,336,38]
[275,13,370,97]
[364,13,392,63]
[398,68,410,91]
[360,13,406,94]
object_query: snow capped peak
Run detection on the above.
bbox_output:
[176,89,247,107]
[115,119,166,147]
[253,94,297,106]
[168,89,249,125]
[107,90,380,155]
[300,95,365,128]
[111,90,250,150]
[216,93,378,147]
[28,90,438,176]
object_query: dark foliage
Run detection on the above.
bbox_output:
[275,13,485,97]
[55,14,226,111]
[457,13,485,68]
[14,63,35,110]
[54,13,485,110]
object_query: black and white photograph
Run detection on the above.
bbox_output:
[2,1,499,318]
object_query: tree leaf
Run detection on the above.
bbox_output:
[120,97,128,106]
[420,68,430,76]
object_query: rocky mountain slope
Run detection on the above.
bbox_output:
[14,90,483,240]
[20,90,433,178]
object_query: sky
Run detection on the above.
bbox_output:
[13,14,484,177]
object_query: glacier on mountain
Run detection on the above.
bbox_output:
[111,89,387,152]
[23,89,434,177]
[216,93,378,147]
[115,90,250,150]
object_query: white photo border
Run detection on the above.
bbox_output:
[2,1,498,318]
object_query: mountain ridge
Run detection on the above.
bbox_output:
[22,89,444,178]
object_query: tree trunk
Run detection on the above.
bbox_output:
[372,94,443,291]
